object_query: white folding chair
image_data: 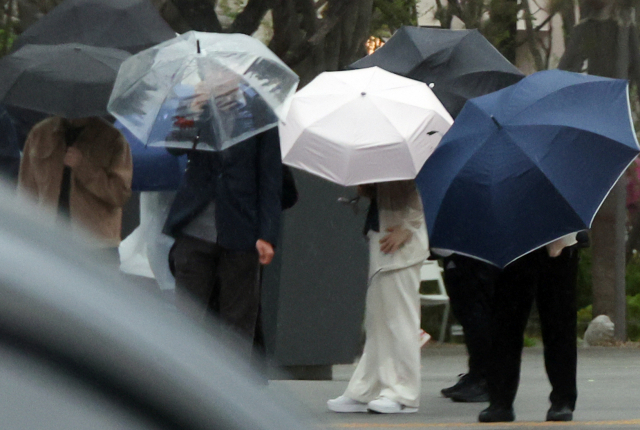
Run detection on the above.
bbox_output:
[419,259,450,343]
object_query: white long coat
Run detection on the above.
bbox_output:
[367,182,429,280]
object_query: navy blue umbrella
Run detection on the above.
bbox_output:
[115,121,187,192]
[416,69,640,268]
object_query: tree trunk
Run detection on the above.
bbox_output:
[558,17,640,341]
[169,0,222,32]
[591,180,628,339]
[486,0,518,62]
[281,0,373,85]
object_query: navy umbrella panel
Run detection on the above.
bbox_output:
[115,121,187,192]
[349,27,524,118]
[416,69,640,268]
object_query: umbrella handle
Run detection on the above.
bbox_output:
[192,132,199,150]
[338,196,360,215]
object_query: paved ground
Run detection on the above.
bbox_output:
[267,343,640,430]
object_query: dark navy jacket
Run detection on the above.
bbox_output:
[162,127,283,251]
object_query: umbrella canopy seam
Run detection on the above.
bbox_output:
[496,79,631,131]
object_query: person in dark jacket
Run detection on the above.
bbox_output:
[163,125,283,355]
[439,252,498,402]
[479,233,586,423]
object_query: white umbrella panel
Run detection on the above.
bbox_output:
[279,67,453,186]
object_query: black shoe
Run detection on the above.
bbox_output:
[450,379,489,402]
[479,405,515,423]
[441,373,472,398]
[546,405,573,421]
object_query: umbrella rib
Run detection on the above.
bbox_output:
[365,95,409,145]
[501,126,592,226]
[116,52,194,106]
[429,128,587,268]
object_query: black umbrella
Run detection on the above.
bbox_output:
[349,27,525,118]
[11,0,176,54]
[0,43,130,118]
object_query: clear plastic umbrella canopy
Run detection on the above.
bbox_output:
[108,31,299,151]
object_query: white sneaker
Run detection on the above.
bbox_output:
[367,397,418,414]
[327,395,368,413]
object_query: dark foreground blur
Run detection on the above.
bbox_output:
[0,183,314,430]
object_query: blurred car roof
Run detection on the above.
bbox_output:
[0,183,312,430]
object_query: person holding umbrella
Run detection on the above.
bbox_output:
[350,27,525,402]
[107,31,299,358]
[18,116,133,265]
[276,67,452,414]
[327,180,429,414]
[479,233,586,422]
[415,69,640,422]
[161,100,283,355]
[437,252,498,403]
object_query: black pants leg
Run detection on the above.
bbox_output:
[487,251,540,408]
[173,235,218,323]
[216,246,261,340]
[443,254,498,380]
[537,246,579,410]
[172,235,261,355]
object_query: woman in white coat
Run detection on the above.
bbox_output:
[328,180,429,414]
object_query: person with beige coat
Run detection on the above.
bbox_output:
[328,180,429,414]
[18,116,132,252]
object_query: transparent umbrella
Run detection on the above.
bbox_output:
[108,31,299,151]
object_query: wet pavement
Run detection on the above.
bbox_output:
[268,343,640,430]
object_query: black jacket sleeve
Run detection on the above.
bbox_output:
[257,127,283,246]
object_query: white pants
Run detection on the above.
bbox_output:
[343,262,422,407]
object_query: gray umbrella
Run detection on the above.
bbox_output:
[0,43,130,118]
[11,0,176,55]
[349,27,524,118]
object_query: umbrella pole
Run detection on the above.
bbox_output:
[192,132,199,151]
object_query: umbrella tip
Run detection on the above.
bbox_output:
[429,83,435,88]
[197,40,201,54]
[490,115,501,129]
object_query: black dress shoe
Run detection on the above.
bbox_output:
[546,405,573,421]
[479,405,515,423]
[441,374,471,398]
[450,379,489,402]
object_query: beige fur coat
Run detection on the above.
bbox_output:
[18,117,132,247]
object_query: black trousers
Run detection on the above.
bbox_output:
[443,254,498,380]
[172,234,261,353]
[487,246,579,410]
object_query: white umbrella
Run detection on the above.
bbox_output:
[108,31,299,151]
[279,67,453,186]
